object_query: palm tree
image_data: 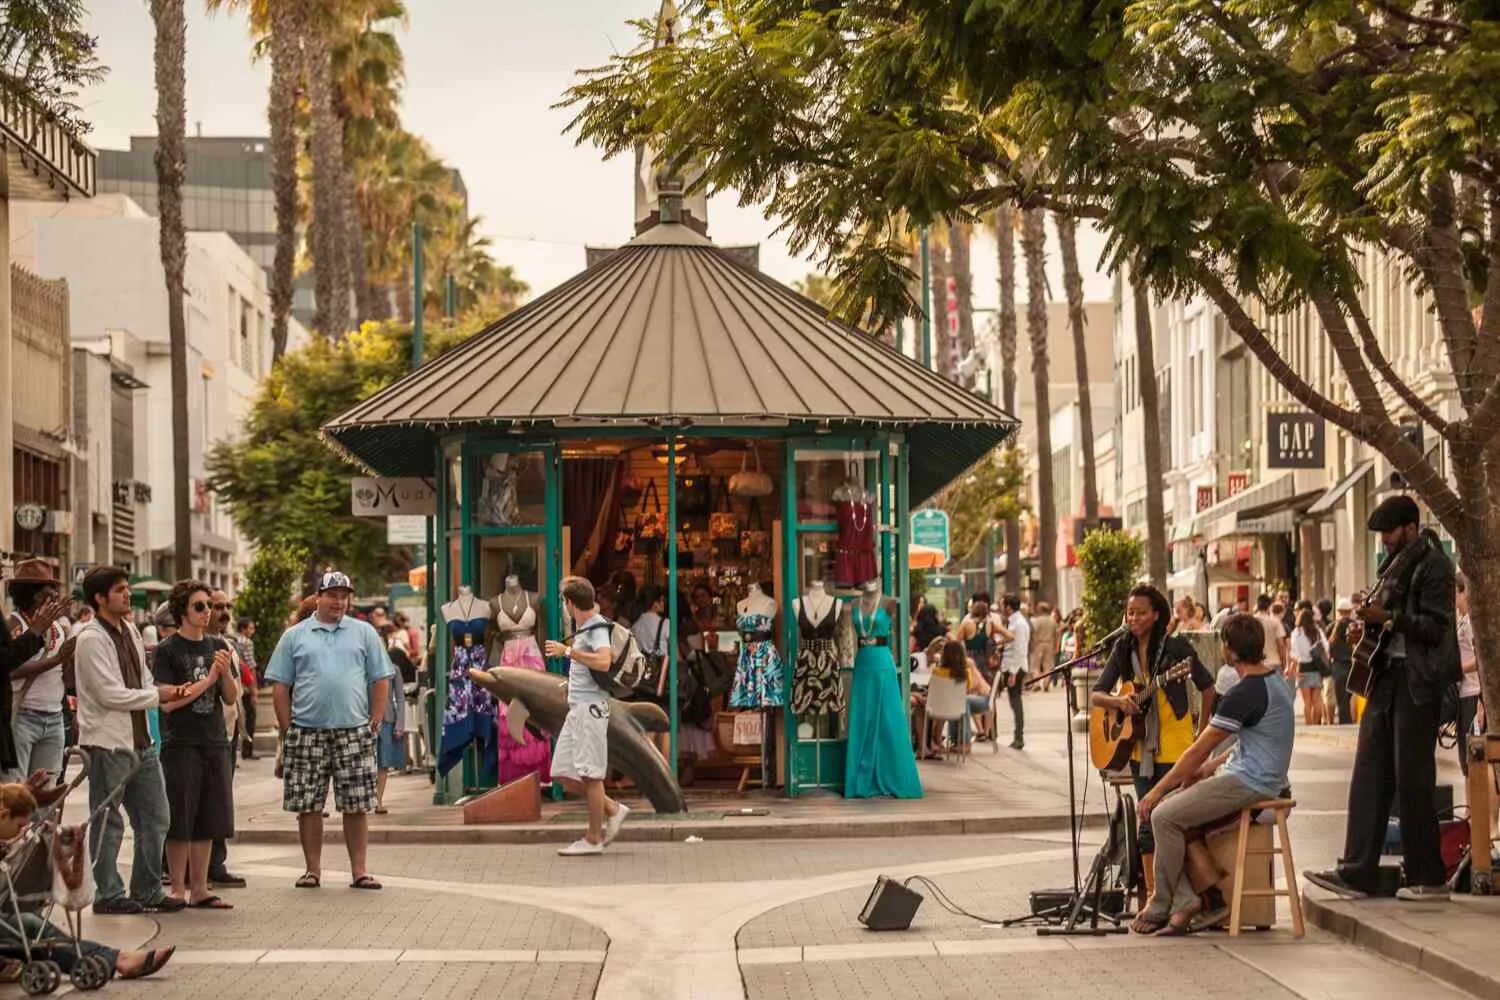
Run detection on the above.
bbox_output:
[351,127,452,321]
[304,9,351,338]
[928,228,951,379]
[205,0,301,361]
[1021,207,1057,607]
[150,0,193,578]
[1056,212,1099,522]
[994,203,1022,595]
[947,221,974,385]
[1132,268,1168,585]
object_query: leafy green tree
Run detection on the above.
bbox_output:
[792,272,838,310]
[564,1,1500,727]
[237,539,308,665]
[0,0,105,134]
[930,446,1027,565]
[207,318,481,591]
[1076,528,1144,653]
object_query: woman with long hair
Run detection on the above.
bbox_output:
[1089,584,1217,881]
[931,639,991,755]
[1290,609,1329,725]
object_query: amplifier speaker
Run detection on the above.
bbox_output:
[858,876,924,931]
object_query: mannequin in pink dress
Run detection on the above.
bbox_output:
[491,575,552,784]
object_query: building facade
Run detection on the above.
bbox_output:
[12,194,309,591]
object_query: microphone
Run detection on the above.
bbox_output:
[1090,624,1129,651]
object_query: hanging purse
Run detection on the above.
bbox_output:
[729,446,774,498]
[619,465,646,506]
[677,459,711,516]
[708,477,741,540]
[675,529,696,569]
[633,480,665,553]
[740,496,770,557]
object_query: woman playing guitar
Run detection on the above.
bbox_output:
[1089,584,1217,869]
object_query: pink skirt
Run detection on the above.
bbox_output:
[496,636,551,784]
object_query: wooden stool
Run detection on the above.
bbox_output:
[1228,798,1303,938]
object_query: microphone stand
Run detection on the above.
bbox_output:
[999,636,1129,935]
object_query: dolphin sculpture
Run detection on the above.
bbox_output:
[469,666,688,814]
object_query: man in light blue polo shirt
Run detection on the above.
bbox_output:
[266,571,393,891]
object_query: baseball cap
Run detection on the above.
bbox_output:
[1336,596,1354,612]
[317,571,354,594]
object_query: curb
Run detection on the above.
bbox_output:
[236,810,1105,846]
[1304,894,1500,1000]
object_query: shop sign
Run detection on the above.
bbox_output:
[351,477,437,516]
[1226,472,1249,498]
[387,514,428,545]
[732,712,763,746]
[1195,486,1215,513]
[1267,411,1325,468]
[14,504,44,531]
[910,509,951,561]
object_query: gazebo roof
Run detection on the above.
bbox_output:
[323,220,1017,501]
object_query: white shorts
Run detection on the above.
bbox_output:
[553,702,610,781]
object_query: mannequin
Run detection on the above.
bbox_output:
[489,574,550,785]
[730,582,784,708]
[843,578,922,798]
[438,586,496,778]
[791,581,849,717]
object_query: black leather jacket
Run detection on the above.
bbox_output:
[1388,531,1461,704]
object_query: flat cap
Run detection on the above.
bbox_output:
[1368,494,1420,531]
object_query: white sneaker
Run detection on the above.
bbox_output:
[1396,884,1450,901]
[604,803,631,845]
[557,838,604,857]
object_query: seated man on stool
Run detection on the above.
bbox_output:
[1133,613,1296,935]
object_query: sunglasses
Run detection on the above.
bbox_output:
[190,601,210,613]
[212,602,231,611]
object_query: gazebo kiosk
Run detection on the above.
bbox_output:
[324,208,1015,804]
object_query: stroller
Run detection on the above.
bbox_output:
[0,747,140,995]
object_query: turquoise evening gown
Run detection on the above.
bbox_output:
[843,602,924,799]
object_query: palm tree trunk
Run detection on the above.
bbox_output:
[343,154,375,326]
[150,0,193,580]
[1022,208,1057,606]
[948,221,975,385]
[394,271,413,324]
[1133,268,1169,586]
[305,26,350,339]
[267,0,300,362]
[996,203,1022,596]
[929,233,952,380]
[1056,212,1099,523]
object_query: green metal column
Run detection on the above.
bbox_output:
[432,442,451,805]
[780,439,800,795]
[545,443,564,661]
[666,435,679,778]
[895,439,911,700]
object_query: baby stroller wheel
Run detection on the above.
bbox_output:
[71,953,111,991]
[20,959,61,995]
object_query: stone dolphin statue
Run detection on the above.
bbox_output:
[468,666,688,815]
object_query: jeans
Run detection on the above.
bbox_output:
[1005,671,1026,742]
[8,709,65,780]
[1458,694,1481,775]
[1332,662,1353,724]
[87,744,169,906]
[1144,773,1264,919]
[0,912,118,973]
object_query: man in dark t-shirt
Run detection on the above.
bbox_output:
[152,581,239,909]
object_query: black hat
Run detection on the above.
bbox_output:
[1368,495,1420,531]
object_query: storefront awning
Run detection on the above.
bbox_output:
[323,219,1017,502]
[1305,459,1375,516]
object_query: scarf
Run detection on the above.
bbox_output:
[1131,644,1164,779]
[99,617,151,750]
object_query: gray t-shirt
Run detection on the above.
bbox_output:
[568,613,610,705]
[1210,671,1295,797]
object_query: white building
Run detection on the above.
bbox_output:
[11,194,309,590]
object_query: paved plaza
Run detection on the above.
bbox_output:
[13,690,1485,1000]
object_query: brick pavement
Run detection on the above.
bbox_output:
[116,959,601,999]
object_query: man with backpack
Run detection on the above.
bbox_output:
[543,576,629,856]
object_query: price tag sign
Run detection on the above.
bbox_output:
[732,712,763,746]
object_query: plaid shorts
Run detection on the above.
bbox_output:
[281,724,378,815]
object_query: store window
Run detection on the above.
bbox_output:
[473,450,547,527]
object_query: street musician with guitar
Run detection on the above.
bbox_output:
[1090,585,1217,866]
[1306,495,1461,901]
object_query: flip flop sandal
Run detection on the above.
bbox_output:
[189,895,234,909]
[121,946,176,980]
[374,807,389,814]
[1189,905,1230,932]
[295,872,321,889]
[350,874,382,890]
[1154,920,1199,937]
[1130,914,1168,935]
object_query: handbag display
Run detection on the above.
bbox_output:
[708,478,740,540]
[729,447,774,498]
[677,462,712,515]
[633,480,666,553]
[740,497,770,557]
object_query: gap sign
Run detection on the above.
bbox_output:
[1267,412,1325,469]
[910,509,951,562]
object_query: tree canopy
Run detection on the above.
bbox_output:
[0,0,105,134]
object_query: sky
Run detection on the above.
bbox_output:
[75,1,1113,307]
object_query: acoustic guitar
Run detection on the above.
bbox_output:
[1088,658,1194,771]
[1346,534,1432,699]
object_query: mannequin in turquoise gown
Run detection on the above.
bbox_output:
[844,592,923,799]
